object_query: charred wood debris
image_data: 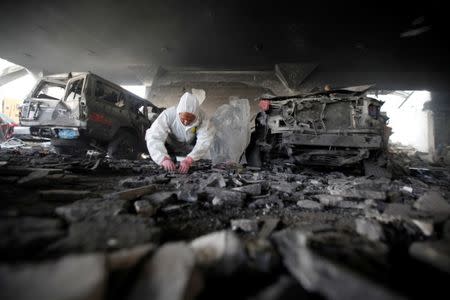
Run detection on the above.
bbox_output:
[0,144,449,300]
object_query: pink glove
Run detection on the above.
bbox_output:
[178,156,194,174]
[161,156,176,172]
[259,99,271,111]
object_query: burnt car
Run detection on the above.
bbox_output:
[20,72,162,159]
[247,85,390,170]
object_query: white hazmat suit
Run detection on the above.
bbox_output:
[145,92,214,165]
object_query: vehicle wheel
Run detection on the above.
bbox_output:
[51,138,88,156]
[246,143,262,167]
[107,130,139,159]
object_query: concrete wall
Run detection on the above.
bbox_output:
[147,82,270,118]
[145,69,291,117]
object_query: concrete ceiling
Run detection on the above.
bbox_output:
[0,0,449,90]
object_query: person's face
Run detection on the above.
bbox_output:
[179,112,196,126]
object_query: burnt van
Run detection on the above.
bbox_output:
[20,72,162,159]
[247,85,390,171]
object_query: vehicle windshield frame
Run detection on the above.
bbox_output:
[64,75,86,102]
[32,80,66,100]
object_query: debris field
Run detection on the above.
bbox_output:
[1,146,449,300]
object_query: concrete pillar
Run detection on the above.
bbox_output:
[427,110,436,159]
[429,91,450,162]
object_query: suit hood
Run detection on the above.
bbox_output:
[176,92,200,116]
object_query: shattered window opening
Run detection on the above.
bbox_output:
[94,80,120,105]
[33,82,65,100]
[65,79,84,102]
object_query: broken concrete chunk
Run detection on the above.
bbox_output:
[411,219,434,236]
[309,179,322,186]
[271,182,296,194]
[353,177,391,191]
[364,199,378,208]
[297,200,322,210]
[178,187,199,202]
[291,191,305,201]
[39,190,92,202]
[212,196,223,206]
[206,187,245,207]
[161,204,191,213]
[142,191,177,205]
[150,174,172,184]
[409,240,450,273]
[232,183,262,196]
[356,218,385,241]
[119,177,152,188]
[190,230,246,274]
[119,175,170,188]
[201,173,226,189]
[231,219,259,232]
[400,186,413,194]
[414,191,450,215]
[273,229,403,300]
[107,184,160,201]
[259,218,280,238]
[337,200,367,210]
[107,243,155,271]
[291,222,333,235]
[128,242,203,300]
[17,170,50,185]
[249,194,284,209]
[316,194,344,206]
[134,200,157,217]
[381,203,414,221]
[232,178,243,186]
[0,254,106,300]
[328,188,386,200]
[55,198,127,222]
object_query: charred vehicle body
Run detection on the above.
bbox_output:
[20,73,162,159]
[248,86,389,168]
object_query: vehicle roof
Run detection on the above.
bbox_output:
[70,72,159,109]
[38,78,67,86]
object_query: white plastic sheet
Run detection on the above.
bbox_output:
[209,99,251,165]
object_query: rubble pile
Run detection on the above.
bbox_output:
[1,148,449,300]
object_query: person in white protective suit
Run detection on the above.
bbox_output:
[145,92,214,174]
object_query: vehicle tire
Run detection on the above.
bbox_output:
[107,130,139,160]
[51,138,88,156]
[246,143,262,167]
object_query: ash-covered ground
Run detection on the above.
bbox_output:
[1,145,449,300]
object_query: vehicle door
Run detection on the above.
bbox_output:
[20,79,66,126]
[50,75,87,127]
[127,96,152,140]
[86,77,125,141]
